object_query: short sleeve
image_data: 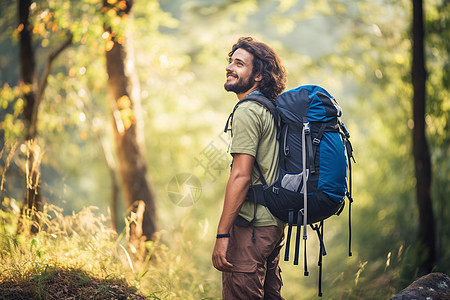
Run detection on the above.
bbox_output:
[229,102,262,157]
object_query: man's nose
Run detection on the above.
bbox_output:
[226,63,233,72]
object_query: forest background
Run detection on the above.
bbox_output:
[0,0,449,299]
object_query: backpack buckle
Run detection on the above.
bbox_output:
[313,138,320,145]
[303,122,310,134]
[272,186,279,195]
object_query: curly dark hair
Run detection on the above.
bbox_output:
[228,37,287,101]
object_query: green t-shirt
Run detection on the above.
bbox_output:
[229,99,285,227]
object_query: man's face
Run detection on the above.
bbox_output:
[224,48,258,95]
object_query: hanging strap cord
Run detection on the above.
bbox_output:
[346,143,354,257]
[284,210,294,261]
[345,136,355,257]
[311,221,326,297]
[293,210,302,266]
[339,120,355,257]
[311,222,327,257]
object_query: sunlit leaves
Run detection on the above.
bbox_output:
[0,84,25,139]
[103,30,115,51]
[116,95,135,131]
[102,0,133,43]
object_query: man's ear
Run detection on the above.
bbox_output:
[254,73,262,82]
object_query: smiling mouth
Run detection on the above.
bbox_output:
[227,73,237,80]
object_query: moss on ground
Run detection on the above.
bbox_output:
[0,267,146,300]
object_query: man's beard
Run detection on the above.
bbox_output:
[224,73,256,95]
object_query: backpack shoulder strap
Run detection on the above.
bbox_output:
[243,94,279,126]
[225,93,279,186]
[224,93,279,136]
[238,94,279,187]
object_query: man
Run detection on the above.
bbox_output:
[212,37,287,299]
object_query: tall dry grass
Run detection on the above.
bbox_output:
[0,201,219,299]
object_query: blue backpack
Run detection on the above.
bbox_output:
[225,85,355,297]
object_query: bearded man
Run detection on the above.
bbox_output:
[212,37,287,300]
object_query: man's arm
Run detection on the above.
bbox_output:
[212,153,254,272]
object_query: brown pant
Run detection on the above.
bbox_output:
[222,224,285,300]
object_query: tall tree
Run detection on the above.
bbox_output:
[18,0,41,234]
[102,0,158,253]
[411,0,435,273]
[17,0,72,233]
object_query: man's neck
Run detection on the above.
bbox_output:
[236,86,259,101]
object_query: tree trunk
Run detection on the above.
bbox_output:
[103,0,158,253]
[18,0,43,234]
[412,0,435,274]
[17,0,72,234]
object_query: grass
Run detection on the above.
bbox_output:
[0,201,219,299]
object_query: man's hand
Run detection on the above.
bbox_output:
[212,237,233,272]
[212,153,253,272]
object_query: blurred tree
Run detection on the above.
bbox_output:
[102,0,157,253]
[412,0,435,274]
[425,0,450,274]
[17,0,72,234]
